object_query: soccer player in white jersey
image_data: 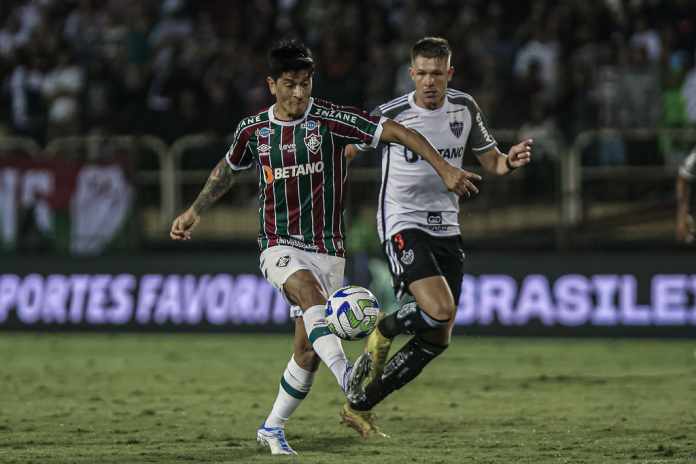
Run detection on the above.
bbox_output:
[170,40,483,455]
[340,37,533,437]
[676,147,696,243]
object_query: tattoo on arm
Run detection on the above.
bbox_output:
[191,159,235,215]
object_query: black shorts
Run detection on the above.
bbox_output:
[383,228,466,302]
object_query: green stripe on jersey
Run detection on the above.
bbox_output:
[294,127,314,244]
[270,126,287,236]
[322,133,336,255]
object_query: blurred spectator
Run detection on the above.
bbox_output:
[7,49,46,143]
[0,0,694,153]
[518,103,563,195]
[513,26,560,105]
[675,147,695,243]
[629,16,662,63]
[659,51,690,166]
[683,51,696,124]
[42,46,84,140]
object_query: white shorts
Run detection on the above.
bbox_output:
[260,245,346,318]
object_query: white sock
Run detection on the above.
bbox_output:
[264,355,315,428]
[302,304,349,389]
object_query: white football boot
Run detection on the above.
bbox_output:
[256,424,297,455]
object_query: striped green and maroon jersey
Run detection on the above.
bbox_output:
[225,97,386,257]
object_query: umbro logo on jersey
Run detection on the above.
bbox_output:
[258,144,271,153]
[304,134,322,154]
[262,161,324,184]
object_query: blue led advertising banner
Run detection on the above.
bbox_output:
[1,252,694,337]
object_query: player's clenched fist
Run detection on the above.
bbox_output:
[442,165,481,198]
[170,208,200,240]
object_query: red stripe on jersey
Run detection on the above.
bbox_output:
[258,123,277,247]
[333,147,344,256]
[228,120,267,166]
[308,121,327,253]
[282,125,301,236]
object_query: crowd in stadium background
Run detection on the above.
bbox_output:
[1,0,696,160]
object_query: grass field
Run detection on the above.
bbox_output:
[1,333,695,464]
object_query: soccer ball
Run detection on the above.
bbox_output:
[324,286,380,341]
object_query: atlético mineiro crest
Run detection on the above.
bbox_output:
[450,121,464,138]
[304,133,322,154]
[400,249,415,265]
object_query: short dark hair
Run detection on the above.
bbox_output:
[268,39,315,79]
[411,37,451,62]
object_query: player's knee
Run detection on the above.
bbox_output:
[422,300,455,323]
[295,284,325,308]
[285,273,326,308]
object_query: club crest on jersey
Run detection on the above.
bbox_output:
[450,121,464,138]
[256,127,274,138]
[304,133,322,154]
[400,249,415,265]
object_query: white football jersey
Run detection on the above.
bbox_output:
[679,147,696,181]
[367,89,497,242]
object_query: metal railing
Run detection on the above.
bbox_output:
[1,127,692,252]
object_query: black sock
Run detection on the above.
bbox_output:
[350,335,447,411]
[378,301,449,338]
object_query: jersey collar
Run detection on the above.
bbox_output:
[269,98,315,126]
[408,91,447,116]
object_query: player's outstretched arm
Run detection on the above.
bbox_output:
[379,120,481,197]
[477,139,533,176]
[676,175,694,243]
[170,158,235,241]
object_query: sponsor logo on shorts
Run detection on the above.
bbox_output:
[276,256,291,267]
[427,212,442,225]
[427,225,450,232]
[400,249,415,265]
[393,233,405,251]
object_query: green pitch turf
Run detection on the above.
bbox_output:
[0,334,694,464]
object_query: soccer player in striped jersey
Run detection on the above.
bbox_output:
[339,37,533,438]
[676,147,696,243]
[170,40,482,455]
